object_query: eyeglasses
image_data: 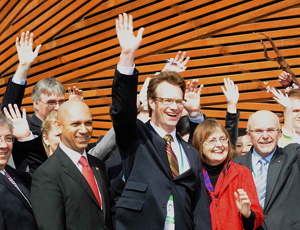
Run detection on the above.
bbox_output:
[0,135,15,145]
[204,137,228,146]
[40,100,65,108]
[248,128,280,135]
[153,97,187,106]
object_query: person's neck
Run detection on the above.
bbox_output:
[295,129,300,136]
[35,112,44,121]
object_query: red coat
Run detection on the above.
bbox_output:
[209,161,263,230]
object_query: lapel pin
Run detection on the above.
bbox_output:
[95,167,99,170]
[278,160,281,163]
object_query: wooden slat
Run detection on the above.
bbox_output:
[0,0,18,24]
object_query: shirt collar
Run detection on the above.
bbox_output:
[252,146,276,166]
[150,121,177,142]
[59,142,87,165]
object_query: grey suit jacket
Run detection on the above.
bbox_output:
[233,144,300,230]
[31,146,112,230]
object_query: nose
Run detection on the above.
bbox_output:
[215,139,223,146]
[0,138,8,148]
[261,130,269,138]
[79,123,88,133]
[54,103,60,111]
[169,100,179,109]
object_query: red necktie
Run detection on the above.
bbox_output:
[79,156,102,208]
[164,134,179,178]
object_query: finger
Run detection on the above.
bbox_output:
[169,58,175,65]
[34,44,42,56]
[15,36,20,50]
[115,19,120,34]
[175,51,181,61]
[3,107,12,120]
[178,51,186,63]
[128,14,133,32]
[22,108,27,120]
[137,27,144,39]
[234,191,240,203]
[13,104,22,118]
[221,86,226,96]
[119,14,124,31]
[8,104,17,119]
[123,13,128,31]
[68,87,72,94]
[25,31,30,47]
[186,81,191,93]
[198,84,204,96]
[182,56,190,66]
[20,31,25,47]
[29,32,34,48]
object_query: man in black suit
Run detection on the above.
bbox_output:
[0,113,37,230]
[233,110,300,230]
[111,13,211,229]
[31,100,112,230]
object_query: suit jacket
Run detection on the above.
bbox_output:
[233,144,300,230]
[31,146,113,230]
[0,165,37,230]
[111,69,212,230]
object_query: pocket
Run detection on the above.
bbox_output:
[116,197,144,211]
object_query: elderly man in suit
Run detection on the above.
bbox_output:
[31,100,112,230]
[233,110,300,230]
[111,13,211,230]
[0,113,37,230]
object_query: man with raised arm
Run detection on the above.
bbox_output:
[111,13,211,230]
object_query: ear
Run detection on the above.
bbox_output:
[54,120,62,135]
[149,98,155,110]
[43,134,49,147]
[34,100,39,111]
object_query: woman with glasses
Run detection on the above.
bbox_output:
[192,118,263,230]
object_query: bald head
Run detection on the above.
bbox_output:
[247,110,281,158]
[55,100,93,154]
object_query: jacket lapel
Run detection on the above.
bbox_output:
[56,147,101,209]
[264,147,283,210]
[0,173,32,212]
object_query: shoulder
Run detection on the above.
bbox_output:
[231,162,252,174]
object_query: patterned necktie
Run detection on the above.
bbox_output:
[255,158,268,209]
[79,156,102,208]
[164,134,179,178]
[4,171,31,206]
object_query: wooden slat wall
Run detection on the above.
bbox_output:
[1,0,300,141]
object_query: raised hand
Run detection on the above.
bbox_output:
[162,51,190,73]
[16,31,42,67]
[68,86,84,101]
[116,13,144,67]
[270,88,292,109]
[278,71,293,87]
[234,189,251,218]
[3,104,30,141]
[184,79,203,115]
[221,78,239,113]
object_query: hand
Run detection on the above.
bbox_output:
[3,104,30,141]
[116,13,144,67]
[270,88,292,109]
[234,189,251,218]
[68,86,84,101]
[278,71,293,87]
[221,78,239,113]
[162,51,190,73]
[184,79,203,114]
[16,31,42,68]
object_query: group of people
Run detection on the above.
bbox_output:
[0,12,300,230]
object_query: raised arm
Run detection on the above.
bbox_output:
[162,51,190,73]
[222,78,240,146]
[278,71,293,88]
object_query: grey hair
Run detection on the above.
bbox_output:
[247,110,280,130]
[32,77,65,111]
[0,113,13,133]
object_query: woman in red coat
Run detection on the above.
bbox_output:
[192,118,263,230]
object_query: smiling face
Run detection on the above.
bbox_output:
[149,82,184,133]
[235,135,252,156]
[0,124,13,170]
[56,100,93,154]
[43,123,61,157]
[248,111,281,158]
[202,130,229,166]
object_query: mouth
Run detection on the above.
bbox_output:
[76,136,89,143]
[259,141,272,145]
[166,112,177,117]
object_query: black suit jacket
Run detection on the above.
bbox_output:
[233,144,300,230]
[31,146,112,230]
[0,165,37,230]
[111,69,212,230]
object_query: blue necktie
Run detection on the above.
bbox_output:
[255,158,268,209]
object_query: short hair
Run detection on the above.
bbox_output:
[192,118,234,163]
[288,88,300,100]
[32,77,65,111]
[0,113,13,133]
[147,71,186,117]
[238,128,247,137]
[41,111,58,154]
